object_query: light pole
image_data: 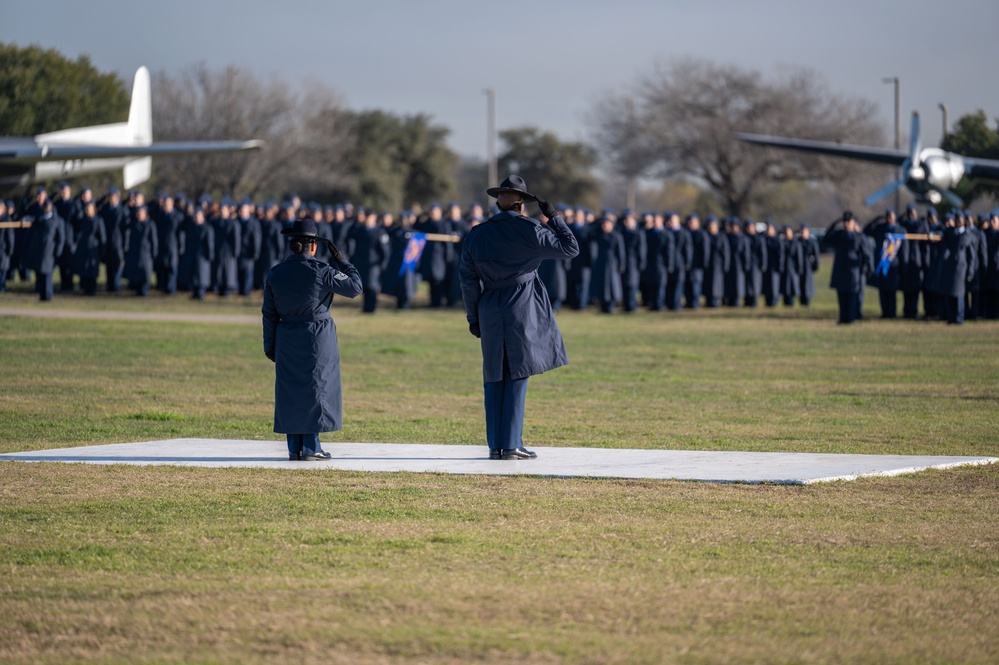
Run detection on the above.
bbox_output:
[882,76,900,211]
[939,102,949,142]
[484,88,497,189]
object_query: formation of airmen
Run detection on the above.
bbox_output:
[2,183,998,323]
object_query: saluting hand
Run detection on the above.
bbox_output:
[325,239,345,263]
[537,199,557,221]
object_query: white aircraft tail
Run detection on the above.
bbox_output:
[123,66,152,187]
[35,66,153,188]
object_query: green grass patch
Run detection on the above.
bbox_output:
[1,287,998,663]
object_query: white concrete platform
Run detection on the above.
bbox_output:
[1,439,996,484]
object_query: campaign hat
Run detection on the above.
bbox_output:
[281,218,320,238]
[486,174,537,202]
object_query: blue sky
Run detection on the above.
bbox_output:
[4,0,998,158]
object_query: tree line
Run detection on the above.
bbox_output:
[3,43,998,216]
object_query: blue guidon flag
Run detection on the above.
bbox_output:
[877,233,906,276]
[399,232,427,276]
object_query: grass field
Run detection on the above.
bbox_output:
[1,284,998,663]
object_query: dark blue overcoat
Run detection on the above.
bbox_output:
[71,214,106,278]
[0,217,13,273]
[459,210,579,383]
[763,235,784,301]
[154,209,183,270]
[123,219,158,283]
[214,216,241,291]
[932,227,976,298]
[725,233,750,301]
[589,229,626,303]
[704,232,731,300]
[800,236,820,300]
[781,237,804,298]
[262,254,362,433]
[381,226,420,299]
[25,212,66,274]
[745,233,767,298]
[826,229,872,293]
[180,223,215,290]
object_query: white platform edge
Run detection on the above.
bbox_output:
[2,440,997,485]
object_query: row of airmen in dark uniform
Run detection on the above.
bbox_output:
[2,184,998,323]
[825,205,999,324]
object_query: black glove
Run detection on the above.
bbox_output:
[537,199,557,220]
[265,350,275,363]
[325,239,345,263]
[469,322,481,339]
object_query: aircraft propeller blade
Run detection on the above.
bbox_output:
[864,178,906,207]
[929,185,964,208]
[908,112,922,165]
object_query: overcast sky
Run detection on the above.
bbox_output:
[4,0,998,159]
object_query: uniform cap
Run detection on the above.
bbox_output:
[281,218,319,238]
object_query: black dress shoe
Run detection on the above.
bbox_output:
[500,447,537,460]
[489,450,502,460]
[301,451,332,461]
[288,452,301,461]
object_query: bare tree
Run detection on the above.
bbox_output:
[590,58,887,217]
[588,94,655,209]
[150,64,353,198]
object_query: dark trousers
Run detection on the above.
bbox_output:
[567,274,590,310]
[665,272,684,310]
[132,274,151,297]
[784,296,796,307]
[286,433,321,458]
[984,290,999,320]
[945,295,965,324]
[106,259,123,292]
[0,268,8,292]
[157,265,178,294]
[362,287,378,313]
[705,296,720,308]
[428,279,447,307]
[395,281,411,310]
[600,298,617,313]
[837,290,861,324]
[36,272,54,301]
[238,262,254,296]
[967,288,982,321]
[623,285,638,312]
[483,365,528,453]
[902,291,920,319]
[81,277,98,295]
[878,289,897,318]
[59,264,74,292]
[685,278,703,309]
[642,280,666,311]
[744,295,758,308]
[800,294,812,306]
[924,288,940,319]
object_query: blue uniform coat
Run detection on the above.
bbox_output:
[180,223,216,290]
[932,227,976,298]
[262,254,362,433]
[71,213,106,279]
[799,236,820,300]
[459,210,579,383]
[826,229,872,293]
[705,232,731,300]
[589,229,626,303]
[25,212,66,274]
[123,219,159,283]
